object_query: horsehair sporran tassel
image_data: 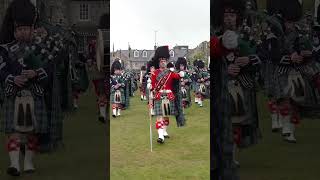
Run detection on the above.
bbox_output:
[26,104,32,126]
[161,97,170,117]
[17,103,24,126]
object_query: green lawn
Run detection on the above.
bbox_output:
[0,87,107,180]
[238,93,320,180]
[110,94,210,180]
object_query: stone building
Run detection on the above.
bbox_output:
[111,45,191,71]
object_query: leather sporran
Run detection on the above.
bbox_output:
[114,90,121,103]
[181,87,187,99]
[200,83,206,94]
[14,90,36,132]
[161,96,171,117]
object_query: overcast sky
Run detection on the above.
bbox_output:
[110,0,210,51]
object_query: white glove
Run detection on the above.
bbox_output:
[169,67,175,72]
[179,71,185,77]
[147,78,151,84]
[147,83,152,89]
[222,30,238,50]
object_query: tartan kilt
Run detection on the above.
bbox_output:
[229,87,261,148]
[110,89,126,104]
[1,95,48,134]
[92,79,105,96]
[195,83,208,96]
[182,86,192,108]
[140,82,146,94]
[273,67,311,102]
[154,97,177,116]
[264,62,277,97]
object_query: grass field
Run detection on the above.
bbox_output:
[238,93,320,180]
[110,94,210,180]
[0,87,107,180]
[1,87,319,180]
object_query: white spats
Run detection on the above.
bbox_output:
[9,150,20,172]
[158,128,164,140]
[271,113,280,130]
[281,115,291,136]
[73,99,78,109]
[24,149,35,171]
[112,108,117,117]
[117,108,121,116]
[150,108,155,116]
[198,100,203,107]
[284,123,297,143]
[163,125,169,136]
[195,97,199,103]
[100,105,106,119]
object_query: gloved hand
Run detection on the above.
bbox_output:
[179,71,185,77]
[222,30,238,50]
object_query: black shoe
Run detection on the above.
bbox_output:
[164,135,170,139]
[157,138,164,144]
[24,169,35,174]
[98,116,106,123]
[282,133,290,137]
[112,115,116,118]
[234,161,240,168]
[7,167,20,176]
[272,128,280,133]
[284,139,297,144]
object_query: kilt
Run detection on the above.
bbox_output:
[153,94,177,116]
[263,62,277,97]
[1,95,48,134]
[110,89,125,104]
[181,86,192,107]
[273,67,298,100]
[195,83,209,97]
[228,82,261,148]
[92,79,105,96]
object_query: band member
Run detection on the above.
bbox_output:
[270,0,313,143]
[140,65,147,100]
[175,57,192,108]
[145,60,156,115]
[211,0,261,175]
[195,60,210,107]
[0,0,51,176]
[257,11,283,133]
[110,60,126,118]
[148,46,185,144]
[91,41,107,123]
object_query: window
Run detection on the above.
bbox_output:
[4,0,10,10]
[80,4,89,21]
[170,50,174,57]
[134,50,139,57]
[143,51,147,57]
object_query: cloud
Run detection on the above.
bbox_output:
[110,0,210,50]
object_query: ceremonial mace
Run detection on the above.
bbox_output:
[147,77,153,152]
